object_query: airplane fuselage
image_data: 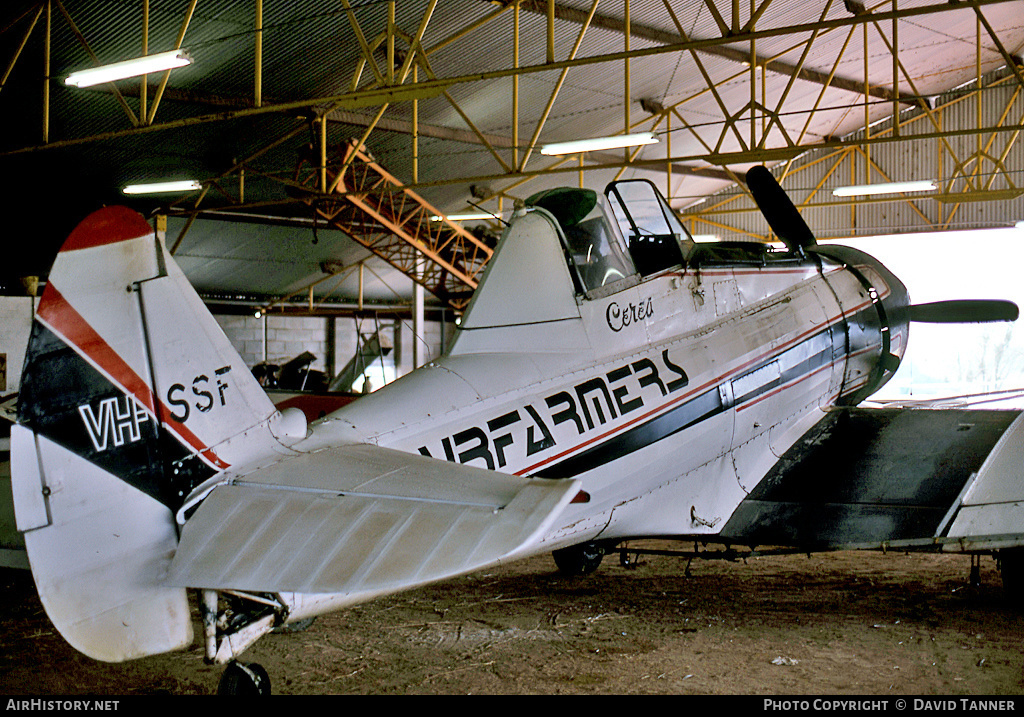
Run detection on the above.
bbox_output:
[300,242,907,553]
[15,184,1021,682]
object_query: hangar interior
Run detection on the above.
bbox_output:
[0,0,1022,397]
[1,1,1024,688]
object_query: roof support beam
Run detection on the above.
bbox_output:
[6,0,1016,163]
[508,0,920,106]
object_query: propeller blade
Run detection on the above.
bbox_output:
[908,300,1019,323]
[745,165,817,252]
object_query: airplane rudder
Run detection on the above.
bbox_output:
[9,207,201,661]
[16,206,235,508]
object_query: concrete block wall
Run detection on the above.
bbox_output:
[215,314,330,373]
[0,303,456,395]
[0,297,34,394]
[213,312,454,386]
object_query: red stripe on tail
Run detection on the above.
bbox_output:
[36,284,230,470]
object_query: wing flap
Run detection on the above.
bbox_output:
[166,445,578,596]
[721,408,1024,549]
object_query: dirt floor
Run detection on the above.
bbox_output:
[1,543,1023,696]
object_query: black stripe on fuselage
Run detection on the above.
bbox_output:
[535,327,842,479]
[732,329,839,410]
[534,385,725,478]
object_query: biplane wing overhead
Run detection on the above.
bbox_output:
[9,166,1024,694]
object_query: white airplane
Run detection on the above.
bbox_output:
[10,167,1024,694]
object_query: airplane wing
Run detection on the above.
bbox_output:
[721,407,1024,551]
[167,443,580,598]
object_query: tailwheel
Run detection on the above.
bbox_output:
[218,661,271,695]
[552,541,612,575]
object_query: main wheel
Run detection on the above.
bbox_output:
[1000,549,1024,605]
[552,541,608,575]
[273,616,317,634]
[218,661,271,695]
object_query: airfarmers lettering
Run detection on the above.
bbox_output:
[606,297,654,332]
[418,349,689,470]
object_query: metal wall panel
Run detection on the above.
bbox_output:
[687,66,1024,241]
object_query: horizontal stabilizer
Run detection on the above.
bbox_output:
[11,427,192,662]
[167,444,579,597]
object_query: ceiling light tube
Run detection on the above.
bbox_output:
[122,180,202,195]
[832,180,936,197]
[540,132,658,156]
[64,49,193,88]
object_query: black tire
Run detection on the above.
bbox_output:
[218,661,271,696]
[552,541,608,575]
[1000,549,1024,605]
[273,616,317,634]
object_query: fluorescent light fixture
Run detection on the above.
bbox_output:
[122,179,202,195]
[690,234,720,243]
[64,49,192,88]
[430,212,499,222]
[832,180,936,197]
[540,132,658,156]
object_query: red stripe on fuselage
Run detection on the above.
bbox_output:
[517,287,887,476]
[36,284,229,470]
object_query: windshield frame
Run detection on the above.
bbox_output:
[605,179,695,277]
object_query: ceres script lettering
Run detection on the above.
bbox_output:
[606,297,653,332]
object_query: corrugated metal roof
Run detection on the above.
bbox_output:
[1,0,1022,303]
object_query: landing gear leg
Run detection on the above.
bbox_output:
[218,660,271,695]
[201,589,283,694]
[552,541,613,575]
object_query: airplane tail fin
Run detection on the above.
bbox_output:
[11,206,295,661]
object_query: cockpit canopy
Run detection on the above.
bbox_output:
[525,179,695,299]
